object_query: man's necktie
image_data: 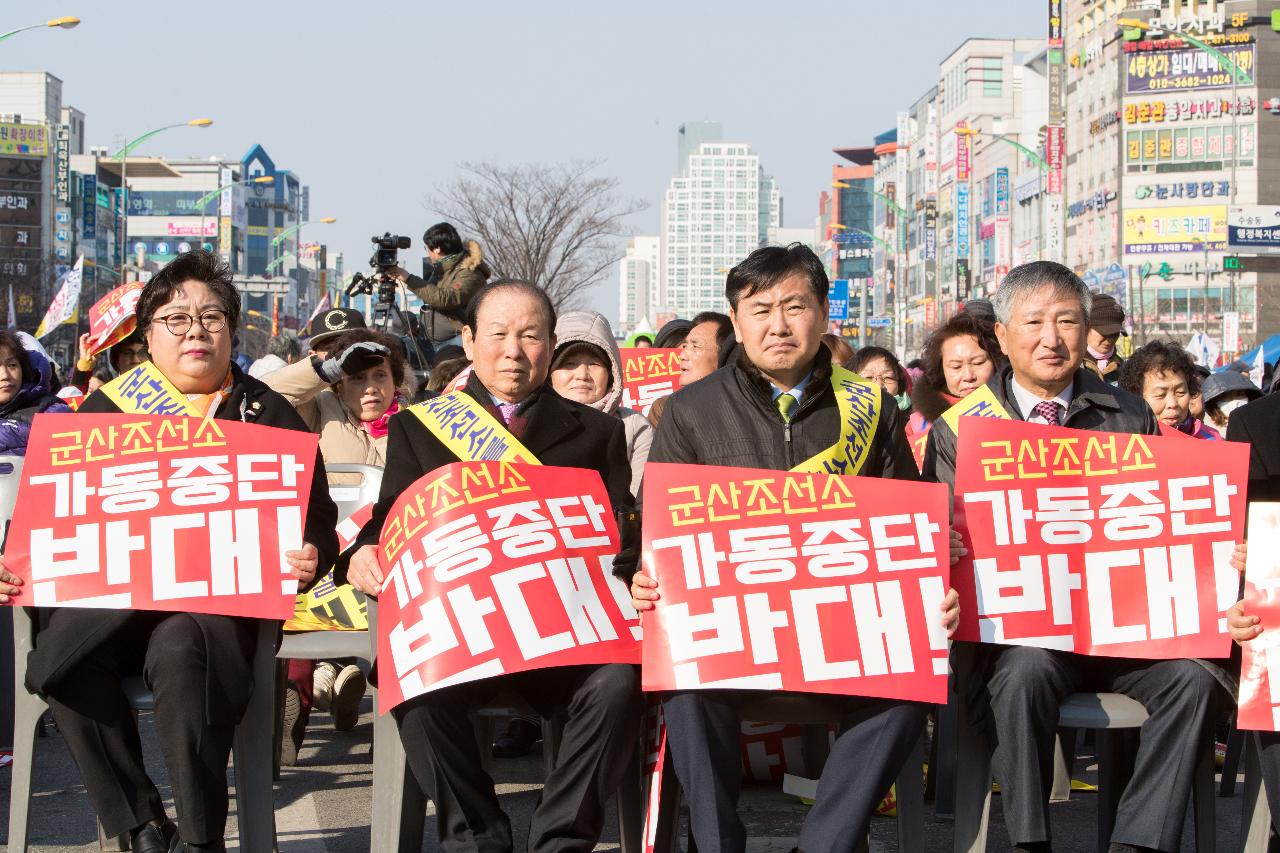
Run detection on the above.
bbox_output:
[1031,400,1064,426]
[498,402,518,424]
[776,393,797,423]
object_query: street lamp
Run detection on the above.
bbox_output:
[111,118,214,280]
[0,16,80,44]
[832,181,909,216]
[271,217,337,247]
[954,126,1050,172]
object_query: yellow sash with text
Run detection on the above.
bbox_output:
[938,384,1012,435]
[407,391,541,464]
[100,362,205,417]
[790,365,883,477]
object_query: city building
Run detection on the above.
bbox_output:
[1064,0,1278,349]
[617,235,659,336]
[658,122,782,318]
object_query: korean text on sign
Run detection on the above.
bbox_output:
[952,417,1246,659]
[86,280,145,356]
[5,413,319,620]
[641,462,952,704]
[620,348,681,417]
[1237,504,1280,731]
[374,461,639,713]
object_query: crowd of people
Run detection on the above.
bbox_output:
[1,228,1279,853]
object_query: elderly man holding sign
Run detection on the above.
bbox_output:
[0,250,339,852]
[630,244,962,853]
[924,262,1232,853]
[342,279,641,853]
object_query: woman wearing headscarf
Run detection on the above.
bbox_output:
[0,330,72,454]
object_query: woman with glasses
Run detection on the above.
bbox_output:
[6,251,339,853]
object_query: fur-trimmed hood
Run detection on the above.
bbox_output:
[455,240,489,275]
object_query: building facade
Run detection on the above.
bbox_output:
[617,235,659,336]
[658,123,782,318]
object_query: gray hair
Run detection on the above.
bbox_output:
[993,261,1093,325]
[266,331,302,360]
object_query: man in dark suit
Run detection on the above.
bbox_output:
[925,261,1225,853]
[630,244,962,853]
[342,279,639,853]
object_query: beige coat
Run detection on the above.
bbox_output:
[263,357,387,484]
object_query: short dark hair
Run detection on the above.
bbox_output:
[1119,340,1201,397]
[464,279,557,336]
[136,249,240,334]
[423,222,464,256]
[920,312,1004,392]
[322,328,409,389]
[0,330,34,387]
[725,243,828,310]
[850,345,908,389]
[690,311,734,344]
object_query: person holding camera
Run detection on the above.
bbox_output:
[383,222,490,341]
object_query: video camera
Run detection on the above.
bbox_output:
[345,232,413,303]
[370,232,411,271]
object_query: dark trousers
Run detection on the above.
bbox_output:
[1253,731,1280,850]
[661,690,928,853]
[985,647,1220,851]
[44,611,253,843]
[393,663,640,853]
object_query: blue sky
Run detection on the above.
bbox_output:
[6,0,1044,322]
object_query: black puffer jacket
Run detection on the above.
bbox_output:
[648,345,917,479]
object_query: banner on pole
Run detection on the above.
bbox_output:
[374,461,639,712]
[641,462,952,703]
[85,280,145,357]
[952,417,1246,658]
[4,413,319,620]
[35,255,83,339]
[620,348,681,417]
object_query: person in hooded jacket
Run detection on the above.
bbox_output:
[0,330,73,454]
[70,328,148,393]
[386,222,491,341]
[550,310,652,507]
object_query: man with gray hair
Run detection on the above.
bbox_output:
[248,331,302,379]
[924,261,1225,853]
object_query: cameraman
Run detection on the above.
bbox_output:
[384,222,490,340]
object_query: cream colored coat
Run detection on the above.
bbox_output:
[263,357,387,484]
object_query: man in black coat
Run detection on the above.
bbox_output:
[0,250,339,853]
[924,261,1222,853]
[342,279,639,853]
[629,244,961,853]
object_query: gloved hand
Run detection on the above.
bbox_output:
[317,341,391,383]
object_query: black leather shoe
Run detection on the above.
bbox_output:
[492,717,541,758]
[128,820,177,853]
[177,842,226,853]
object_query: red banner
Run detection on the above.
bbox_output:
[5,413,319,619]
[641,462,952,703]
[1237,503,1280,730]
[373,461,639,712]
[620,347,681,416]
[952,417,1246,658]
[86,280,144,357]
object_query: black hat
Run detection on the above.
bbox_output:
[1088,293,1127,337]
[306,308,366,349]
[1201,370,1262,407]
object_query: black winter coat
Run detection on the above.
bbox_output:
[1226,390,1280,504]
[648,344,918,479]
[25,364,340,724]
[341,371,635,582]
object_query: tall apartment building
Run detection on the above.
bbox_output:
[657,123,781,318]
[617,235,659,336]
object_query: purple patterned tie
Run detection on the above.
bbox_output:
[497,402,518,424]
[1030,400,1064,426]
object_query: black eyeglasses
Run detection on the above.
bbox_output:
[151,310,228,336]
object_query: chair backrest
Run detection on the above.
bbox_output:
[0,455,24,529]
[325,463,383,521]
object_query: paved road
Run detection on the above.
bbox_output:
[0,693,1249,851]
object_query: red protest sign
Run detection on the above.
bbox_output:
[952,417,1246,658]
[86,280,145,357]
[5,413,319,620]
[374,461,639,712]
[641,462,952,703]
[1237,503,1280,731]
[620,347,681,416]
